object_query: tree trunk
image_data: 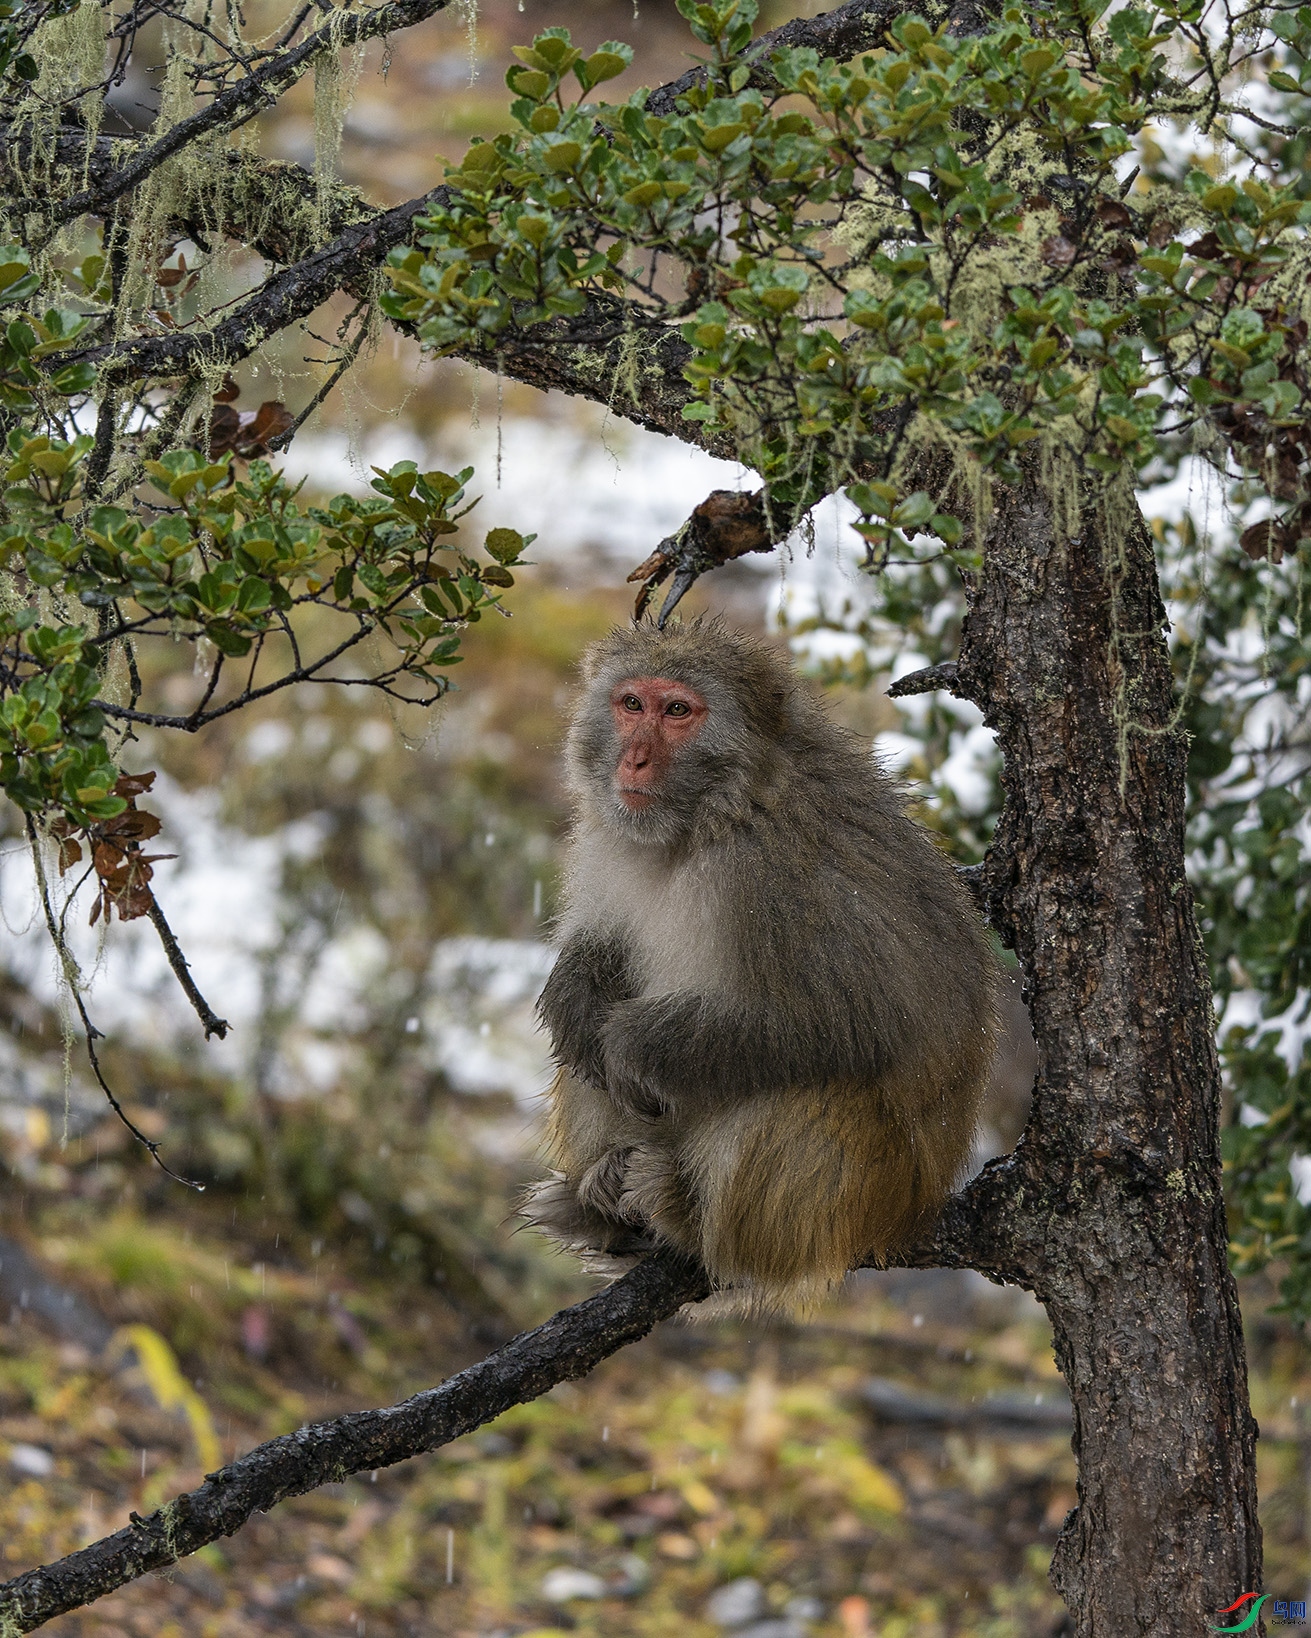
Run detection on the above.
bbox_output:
[959,476,1262,1633]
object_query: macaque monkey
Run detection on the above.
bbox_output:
[528,621,999,1307]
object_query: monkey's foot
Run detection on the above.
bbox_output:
[617,1143,692,1243]
[521,1173,654,1259]
[576,1147,643,1223]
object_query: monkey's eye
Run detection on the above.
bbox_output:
[621,695,643,713]
[665,701,690,718]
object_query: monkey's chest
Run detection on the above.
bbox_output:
[607,870,728,996]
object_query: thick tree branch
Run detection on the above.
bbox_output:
[63,188,454,386]
[60,215,718,443]
[0,1160,1026,1635]
[878,1155,1036,1288]
[0,132,377,265]
[0,1251,708,1635]
[887,660,963,698]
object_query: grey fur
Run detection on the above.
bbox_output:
[529,620,999,1303]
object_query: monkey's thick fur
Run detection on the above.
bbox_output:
[527,622,999,1309]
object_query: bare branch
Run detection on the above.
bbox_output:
[887,661,964,698]
[24,820,203,1191]
[0,1152,1030,1635]
[0,1251,710,1635]
[628,489,775,624]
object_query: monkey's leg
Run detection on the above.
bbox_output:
[678,1084,944,1303]
[522,1069,653,1255]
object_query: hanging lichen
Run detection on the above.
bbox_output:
[457,0,478,83]
[312,17,365,245]
[21,0,108,171]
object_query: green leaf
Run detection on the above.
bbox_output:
[205,623,253,657]
[50,362,96,396]
[543,141,582,173]
[577,45,631,89]
[506,66,550,99]
[485,526,527,563]
[236,577,272,614]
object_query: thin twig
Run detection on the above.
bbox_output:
[24,820,203,1190]
[145,895,229,1039]
[267,303,370,452]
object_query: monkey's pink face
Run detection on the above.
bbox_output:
[610,676,709,810]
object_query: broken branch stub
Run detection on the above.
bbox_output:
[628,490,776,625]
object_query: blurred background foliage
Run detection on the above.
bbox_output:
[2,0,1311,1634]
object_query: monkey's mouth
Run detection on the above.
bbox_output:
[616,786,657,811]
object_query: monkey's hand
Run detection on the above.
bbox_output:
[602,990,803,1112]
[599,995,701,1119]
[537,934,634,1089]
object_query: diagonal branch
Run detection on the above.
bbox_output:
[46,0,453,230]
[0,1157,1030,1636]
[0,130,378,267]
[63,187,455,384]
[58,198,716,444]
[645,0,951,116]
[0,1251,709,1636]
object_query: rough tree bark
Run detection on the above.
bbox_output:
[956,478,1261,1632]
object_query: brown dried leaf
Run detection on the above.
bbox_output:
[56,836,83,874]
[101,809,163,843]
[92,839,128,879]
[1096,200,1132,230]
[213,375,241,404]
[1239,519,1290,563]
[114,883,155,922]
[208,402,242,458]
[1272,452,1304,501]
[113,770,157,797]
[1147,217,1177,249]
[1040,235,1077,269]
[1101,237,1138,274]
[244,401,294,452]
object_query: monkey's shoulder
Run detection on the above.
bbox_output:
[714,790,987,964]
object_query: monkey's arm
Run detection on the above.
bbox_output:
[537,933,635,1089]
[600,990,839,1116]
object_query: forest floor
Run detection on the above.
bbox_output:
[3,1191,1310,1638]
